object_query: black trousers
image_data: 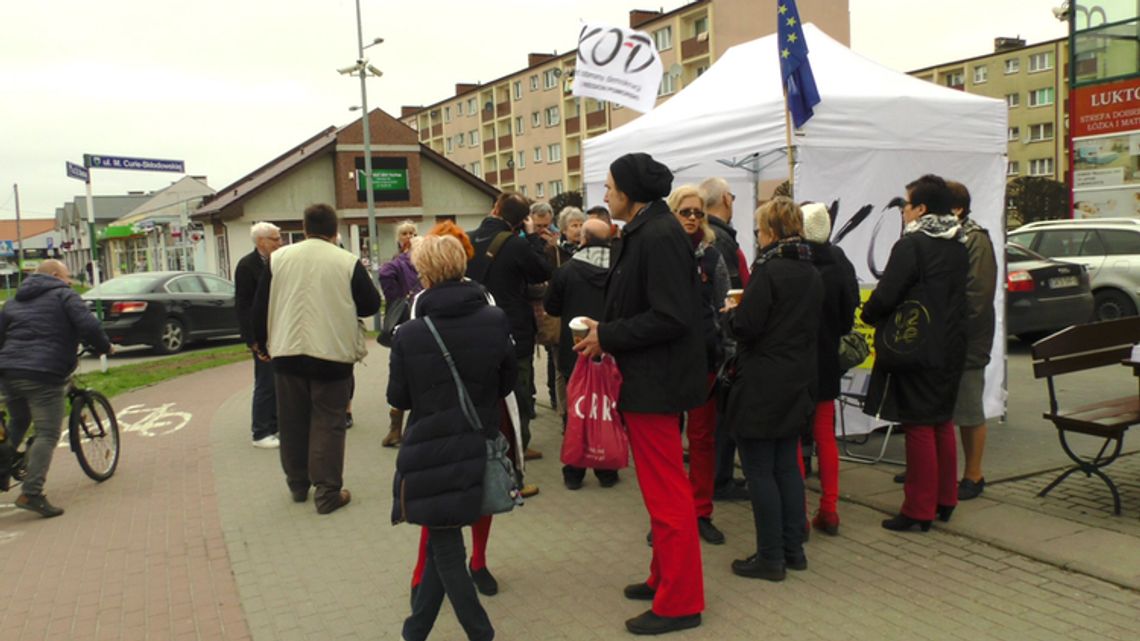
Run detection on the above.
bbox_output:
[403,527,494,641]
[274,371,351,512]
[737,436,806,564]
[251,355,278,441]
[713,412,738,489]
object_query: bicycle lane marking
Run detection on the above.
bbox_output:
[53,402,193,448]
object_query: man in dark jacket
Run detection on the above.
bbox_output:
[946,181,997,500]
[0,260,112,517]
[544,218,618,490]
[576,153,705,636]
[467,192,553,466]
[234,221,283,448]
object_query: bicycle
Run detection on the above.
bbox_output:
[0,352,121,487]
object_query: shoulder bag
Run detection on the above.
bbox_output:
[424,317,523,515]
[378,296,410,348]
[873,240,946,372]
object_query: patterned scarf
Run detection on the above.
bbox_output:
[905,214,964,242]
[756,236,814,265]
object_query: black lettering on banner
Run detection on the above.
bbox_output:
[624,34,655,73]
[591,28,623,66]
[577,26,603,63]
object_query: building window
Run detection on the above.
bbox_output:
[1029,158,1054,176]
[1029,52,1054,72]
[467,98,477,115]
[520,185,528,197]
[444,106,451,122]
[1006,93,1020,108]
[548,143,562,163]
[469,130,479,145]
[446,137,453,153]
[530,75,539,90]
[1007,161,1020,176]
[1029,87,1055,107]
[1028,122,1055,141]
[513,81,522,100]
[534,146,542,163]
[517,151,526,169]
[973,65,988,84]
[696,64,709,77]
[1004,58,1020,74]
[456,134,464,148]
[944,71,964,88]
[544,69,559,90]
[654,26,672,51]
[694,17,709,36]
[1008,126,1020,141]
[659,72,678,96]
[545,105,560,127]
[472,161,481,176]
[550,180,564,196]
[536,182,545,198]
[515,116,524,135]
[531,111,541,127]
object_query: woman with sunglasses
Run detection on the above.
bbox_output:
[666,185,730,545]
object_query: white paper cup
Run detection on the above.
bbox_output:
[569,316,591,342]
[727,289,744,305]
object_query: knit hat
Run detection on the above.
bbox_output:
[609,153,673,203]
[801,202,831,244]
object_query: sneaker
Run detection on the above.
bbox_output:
[958,477,985,500]
[519,484,540,498]
[470,565,498,596]
[253,434,280,449]
[697,517,726,545]
[16,493,64,518]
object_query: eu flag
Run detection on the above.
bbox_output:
[778,1,820,128]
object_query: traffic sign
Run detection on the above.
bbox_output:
[83,154,185,173]
[66,161,89,182]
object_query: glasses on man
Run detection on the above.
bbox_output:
[678,208,705,219]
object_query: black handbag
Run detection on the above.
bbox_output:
[378,296,410,347]
[873,242,945,372]
[424,317,523,516]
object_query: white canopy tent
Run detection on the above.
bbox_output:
[583,24,1009,427]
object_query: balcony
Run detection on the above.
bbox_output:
[567,155,581,172]
[483,139,496,154]
[497,101,510,118]
[431,124,442,137]
[586,110,607,129]
[500,167,514,183]
[681,36,709,60]
[565,116,580,134]
[419,128,429,141]
[481,107,493,123]
[498,134,512,149]
[484,171,498,184]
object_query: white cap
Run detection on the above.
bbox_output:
[801,202,831,243]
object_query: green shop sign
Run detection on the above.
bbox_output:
[357,168,409,191]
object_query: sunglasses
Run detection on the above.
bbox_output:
[678,208,705,219]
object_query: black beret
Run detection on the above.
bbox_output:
[609,153,673,203]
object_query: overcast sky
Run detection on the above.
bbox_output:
[0,0,1067,220]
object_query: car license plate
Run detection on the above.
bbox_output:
[1049,276,1078,289]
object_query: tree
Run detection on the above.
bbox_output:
[1006,176,1067,227]
[547,190,583,215]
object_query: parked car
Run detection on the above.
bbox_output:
[1008,218,1140,321]
[82,271,238,354]
[1006,242,1094,342]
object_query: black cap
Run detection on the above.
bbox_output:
[609,153,673,203]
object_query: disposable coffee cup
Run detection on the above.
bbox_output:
[727,289,744,305]
[569,316,591,342]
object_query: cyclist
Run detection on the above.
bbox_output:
[0,260,111,517]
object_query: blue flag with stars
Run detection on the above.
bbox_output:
[778,0,820,128]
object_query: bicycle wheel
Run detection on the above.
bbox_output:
[69,391,120,481]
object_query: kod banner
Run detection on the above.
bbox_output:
[573,22,663,113]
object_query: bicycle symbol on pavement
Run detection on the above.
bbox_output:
[116,403,193,437]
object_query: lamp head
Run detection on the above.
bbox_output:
[1052,2,1070,20]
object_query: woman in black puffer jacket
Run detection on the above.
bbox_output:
[388,234,516,641]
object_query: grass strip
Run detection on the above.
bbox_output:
[76,343,251,399]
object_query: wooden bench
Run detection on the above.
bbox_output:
[1031,316,1140,515]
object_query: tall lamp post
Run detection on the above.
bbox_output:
[340,1,384,269]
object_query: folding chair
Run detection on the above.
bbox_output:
[836,373,903,465]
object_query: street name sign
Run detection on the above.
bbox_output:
[84,154,185,173]
[66,161,89,181]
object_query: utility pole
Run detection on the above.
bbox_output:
[13,183,23,283]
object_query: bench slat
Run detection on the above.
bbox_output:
[1033,346,1132,379]
[1044,395,1140,437]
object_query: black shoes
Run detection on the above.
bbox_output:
[958,477,985,500]
[731,554,786,581]
[316,489,351,515]
[893,472,906,484]
[937,504,956,522]
[345,412,354,429]
[623,582,656,601]
[697,517,725,545]
[290,488,309,503]
[563,475,584,491]
[712,482,750,501]
[881,513,932,532]
[786,554,808,571]
[596,470,620,488]
[625,610,701,635]
[470,565,498,596]
[16,493,64,518]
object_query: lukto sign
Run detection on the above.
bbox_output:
[83,154,185,173]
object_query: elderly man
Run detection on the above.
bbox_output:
[235,222,283,448]
[0,260,112,517]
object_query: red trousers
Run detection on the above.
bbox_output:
[901,421,958,521]
[411,515,492,587]
[812,400,840,514]
[685,374,717,519]
[626,411,704,617]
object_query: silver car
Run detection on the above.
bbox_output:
[1008,218,1140,321]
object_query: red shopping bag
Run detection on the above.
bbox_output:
[561,353,629,470]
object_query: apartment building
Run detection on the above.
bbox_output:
[401,0,850,202]
[911,37,1069,185]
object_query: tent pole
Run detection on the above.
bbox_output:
[783,89,795,201]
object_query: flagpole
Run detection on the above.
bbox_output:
[783,89,795,201]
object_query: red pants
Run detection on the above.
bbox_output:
[812,400,840,514]
[901,421,958,521]
[626,411,704,617]
[411,515,492,587]
[686,374,717,519]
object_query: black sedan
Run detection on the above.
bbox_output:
[83,271,239,354]
[1007,242,1094,343]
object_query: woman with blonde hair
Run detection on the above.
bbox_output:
[724,197,822,581]
[378,220,422,446]
[665,184,730,545]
